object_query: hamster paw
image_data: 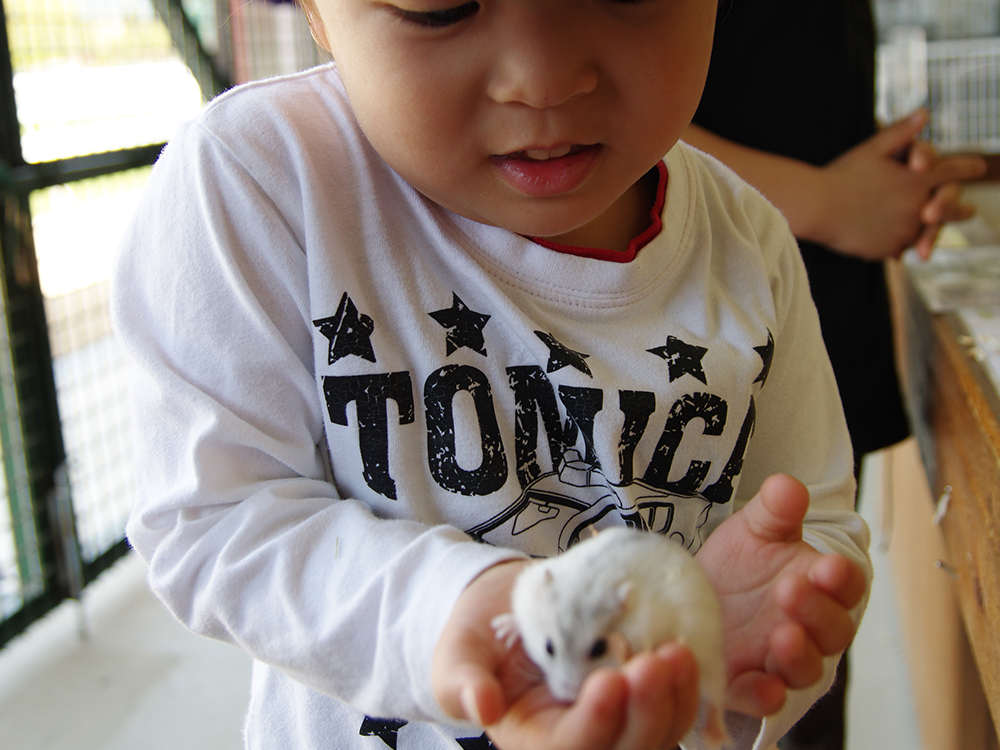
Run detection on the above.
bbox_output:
[490,613,519,649]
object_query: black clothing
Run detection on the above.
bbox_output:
[694,0,910,461]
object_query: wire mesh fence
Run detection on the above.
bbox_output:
[31,170,148,565]
[0,0,331,645]
[230,0,329,83]
[0,243,41,621]
[6,0,205,164]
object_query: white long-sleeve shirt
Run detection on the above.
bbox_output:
[111,64,870,750]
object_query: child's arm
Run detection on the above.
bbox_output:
[111,122,527,726]
[694,181,876,747]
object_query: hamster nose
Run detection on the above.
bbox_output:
[550,674,584,703]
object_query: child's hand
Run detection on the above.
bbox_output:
[695,474,867,718]
[432,561,701,750]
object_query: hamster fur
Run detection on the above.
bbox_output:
[492,527,730,749]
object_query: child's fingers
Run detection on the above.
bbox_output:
[725,670,787,718]
[461,669,506,726]
[613,645,699,750]
[764,621,824,690]
[775,572,856,656]
[562,671,630,750]
[434,659,506,726]
[491,669,628,750]
[742,474,810,544]
[808,554,867,610]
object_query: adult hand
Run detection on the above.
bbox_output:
[907,135,987,259]
[815,110,985,260]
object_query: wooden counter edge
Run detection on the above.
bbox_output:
[887,258,1000,733]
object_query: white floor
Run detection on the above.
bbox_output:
[0,453,920,750]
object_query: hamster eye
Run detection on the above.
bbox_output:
[589,638,608,660]
[545,638,555,657]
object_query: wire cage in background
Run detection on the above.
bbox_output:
[879,26,1000,154]
[875,0,1000,154]
[926,37,1000,152]
[874,0,1000,39]
[0,0,326,648]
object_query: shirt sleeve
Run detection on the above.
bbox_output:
[111,121,525,725]
[719,196,872,750]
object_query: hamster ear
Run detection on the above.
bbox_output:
[614,580,633,611]
[607,630,633,665]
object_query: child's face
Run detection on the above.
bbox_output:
[307,0,716,251]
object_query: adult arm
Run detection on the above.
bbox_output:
[683,112,986,260]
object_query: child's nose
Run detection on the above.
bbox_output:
[486,12,599,109]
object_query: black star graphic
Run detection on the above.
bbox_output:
[647,335,708,384]
[313,292,376,364]
[754,330,775,386]
[457,733,497,750]
[535,331,592,377]
[429,293,491,356]
[359,717,408,749]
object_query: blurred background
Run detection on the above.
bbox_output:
[0,0,328,645]
[0,1,997,749]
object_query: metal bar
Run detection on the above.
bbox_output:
[0,0,21,170]
[215,0,236,87]
[0,197,41,608]
[1,191,70,601]
[151,0,233,99]
[0,144,165,195]
[0,0,76,638]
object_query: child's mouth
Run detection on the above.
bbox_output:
[493,144,600,197]
[498,144,587,162]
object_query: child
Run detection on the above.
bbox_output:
[111,1,871,749]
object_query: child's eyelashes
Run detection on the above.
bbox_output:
[392,1,480,28]
[388,0,653,29]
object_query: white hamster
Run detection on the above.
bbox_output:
[492,527,730,749]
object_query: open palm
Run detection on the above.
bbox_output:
[695,474,867,717]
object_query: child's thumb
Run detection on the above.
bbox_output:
[743,474,810,543]
[434,661,505,727]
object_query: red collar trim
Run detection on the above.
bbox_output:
[528,161,667,263]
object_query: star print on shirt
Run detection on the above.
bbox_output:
[429,293,491,356]
[647,335,708,384]
[457,733,497,750]
[754,330,775,386]
[313,292,376,364]
[359,717,408,749]
[535,331,592,376]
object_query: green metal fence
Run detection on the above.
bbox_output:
[0,0,324,649]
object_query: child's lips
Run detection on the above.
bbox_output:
[499,144,580,161]
[492,144,600,197]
